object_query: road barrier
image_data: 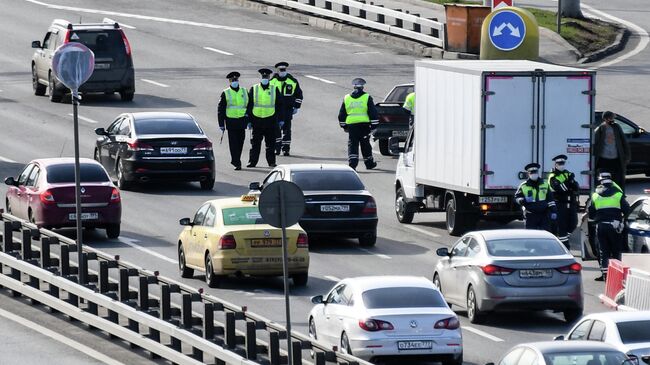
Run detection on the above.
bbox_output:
[250,0,445,47]
[599,259,629,308]
[0,212,371,365]
[625,268,650,311]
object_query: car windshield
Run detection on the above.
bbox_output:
[486,238,566,257]
[222,207,266,225]
[67,30,127,65]
[617,320,650,344]
[291,170,364,191]
[133,118,202,135]
[542,351,628,365]
[46,164,110,183]
[361,287,446,309]
[384,85,414,103]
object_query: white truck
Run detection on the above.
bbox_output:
[392,60,595,235]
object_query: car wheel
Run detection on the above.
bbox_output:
[48,72,62,102]
[378,138,390,156]
[308,317,317,359]
[120,90,134,101]
[340,332,352,355]
[32,65,46,96]
[443,353,463,365]
[358,232,377,247]
[116,159,132,191]
[28,209,36,225]
[93,149,100,162]
[563,308,583,323]
[433,274,452,309]
[178,243,194,278]
[395,187,414,223]
[205,253,221,288]
[200,178,215,191]
[5,199,11,215]
[292,273,308,287]
[466,286,484,324]
[106,224,120,239]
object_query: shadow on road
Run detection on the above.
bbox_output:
[309,235,430,256]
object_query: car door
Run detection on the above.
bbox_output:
[23,165,41,222]
[111,118,132,170]
[97,117,123,170]
[568,319,594,341]
[440,237,469,304]
[321,284,347,346]
[627,201,650,253]
[187,203,210,267]
[7,164,34,218]
[200,205,218,262]
[587,320,607,342]
[35,31,52,78]
[397,128,417,197]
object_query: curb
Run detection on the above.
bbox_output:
[579,27,630,63]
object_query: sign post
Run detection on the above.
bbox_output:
[51,42,95,285]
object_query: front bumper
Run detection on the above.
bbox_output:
[350,335,462,361]
[476,276,583,312]
[299,217,378,236]
[122,158,215,182]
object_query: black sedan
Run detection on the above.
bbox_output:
[94,112,215,190]
[252,164,378,246]
[596,111,650,176]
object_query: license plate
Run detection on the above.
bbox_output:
[392,130,409,137]
[320,205,350,212]
[519,269,553,278]
[160,147,187,154]
[251,239,281,248]
[68,212,99,220]
[397,341,433,350]
[478,196,508,204]
[94,63,110,69]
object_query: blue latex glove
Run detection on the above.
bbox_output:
[525,196,534,203]
[292,108,298,115]
[247,122,252,130]
[219,126,225,132]
[279,121,285,128]
[550,213,557,220]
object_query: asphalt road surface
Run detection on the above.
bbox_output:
[0,0,648,364]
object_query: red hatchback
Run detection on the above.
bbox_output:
[4,158,122,238]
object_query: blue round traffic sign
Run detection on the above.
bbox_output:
[488,10,526,51]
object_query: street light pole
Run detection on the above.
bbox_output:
[72,91,85,285]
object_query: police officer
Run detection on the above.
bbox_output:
[403,90,415,126]
[247,68,282,168]
[338,78,378,170]
[515,163,558,230]
[270,62,303,156]
[588,171,630,281]
[217,71,248,170]
[548,154,580,249]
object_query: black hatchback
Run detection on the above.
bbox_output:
[94,112,215,190]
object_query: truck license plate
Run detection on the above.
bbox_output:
[392,130,409,137]
[320,205,350,212]
[397,341,433,350]
[478,196,508,204]
[68,212,99,220]
[519,269,552,278]
[160,147,187,154]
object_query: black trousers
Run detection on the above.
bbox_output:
[249,126,276,166]
[596,222,623,274]
[275,119,292,153]
[347,123,374,169]
[525,212,550,231]
[554,200,578,249]
[596,157,625,191]
[227,128,246,168]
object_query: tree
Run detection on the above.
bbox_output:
[560,0,583,19]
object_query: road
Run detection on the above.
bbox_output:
[0,0,648,364]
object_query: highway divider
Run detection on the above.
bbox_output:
[624,268,650,311]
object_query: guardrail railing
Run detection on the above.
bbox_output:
[0,212,371,365]
[624,268,650,311]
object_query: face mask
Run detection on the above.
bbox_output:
[261,78,269,86]
[354,86,364,92]
[529,173,539,181]
[278,71,287,78]
[556,165,565,171]
[230,81,239,88]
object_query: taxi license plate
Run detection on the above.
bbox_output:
[320,205,350,212]
[251,239,282,248]
[519,269,552,278]
[68,213,99,220]
[397,341,433,350]
[392,130,409,137]
[160,147,187,154]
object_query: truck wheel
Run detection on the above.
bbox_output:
[378,139,390,156]
[395,188,414,223]
[446,198,465,236]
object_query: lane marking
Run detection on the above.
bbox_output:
[0,156,17,163]
[324,275,341,282]
[67,113,99,124]
[102,17,136,29]
[0,307,126,365]
[358,248,391,259]
[354,51,381,55]
[119,237,178,265]
[203,46,234,56]
[404,224,441,238]
[305,75,336,84]
[140,78,169,88]
[462,326,504,342]
[24,0,360,46]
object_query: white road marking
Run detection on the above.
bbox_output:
[24,0,360,46]
[358,248,391,259]
[140,78,169,88]
[67,113,99,124]
[305,75,336,84]
[119,237,178,265]
[324,275,341,282]
[462,326,504,342]
[0,156,17,163]
[102,17,136,29]
[404,224,441,238]
[0,307,126,365]
[203,46,234,56]
[354,51,381,55]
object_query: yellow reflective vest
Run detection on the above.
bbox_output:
[344,94,370,124]
[223,87,248,119]
[252,84,276,118]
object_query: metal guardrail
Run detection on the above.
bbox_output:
[625,268,650,311]
[0,212,371,365]
[254,0,445,47]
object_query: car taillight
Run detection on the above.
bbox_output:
[119,29,132,56]
[218,234,236,249]
[362,197,377,214]
[557,263,582,274]
[127,140,154,152]
[193,140,213,151]
[358,319,394,332]
[482,265,514,276]
[110,188,121,203]
[297,233,308,248]
[40,190,55,205]
[434,317,460,330]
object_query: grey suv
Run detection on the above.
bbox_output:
[32,19,135,102]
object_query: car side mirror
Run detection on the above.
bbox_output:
[311,295,324,304]
[623,357,639,365]
[179,218,193,226]
[436,247,450,257]
[638,128,645,135]
[31,40,42,49]
[4,177,17,186]
[485,362,495,365]
[518,171,527,180]
[388,136,404,156]
[553,335,565,341]
[641,355,649,365]
[249,182,261,191]
[95,127,108,136]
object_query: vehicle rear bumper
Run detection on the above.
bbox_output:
[214,256,309,276]
[37,204,121,228]
[80,68,135,93]
[299,217,378,236]
[350,335,462,361]
[122,158,215,182]
[373,123,410,140]
[477,278,583,312]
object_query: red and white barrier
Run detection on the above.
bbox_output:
[598,259,629,309]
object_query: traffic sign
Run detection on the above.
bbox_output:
[258,181,305,228]
[488,10,526,51]
[52,42,95,91]
[493,0,513,10]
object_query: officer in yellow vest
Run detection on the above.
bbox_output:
[588,171,630,281]
[515,163,558,230]
[270,62,303,156]
[247,68,283,168]
[217,71,248,170]
[548,154,580,249]
[337,78,378,170]
[403,91,415,126]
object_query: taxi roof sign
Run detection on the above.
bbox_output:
[240,194,257,202]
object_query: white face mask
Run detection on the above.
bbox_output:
[529,173,539,181]
[278,71,287,78]
[556,165,565,171]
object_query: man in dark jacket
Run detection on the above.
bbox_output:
[548,154,580,249]
[338,78,378,170]
[217,71,248,170]
[593,111,630,191]
[247,68,283,168]
[270,62,303,156]
[515,163,558,231]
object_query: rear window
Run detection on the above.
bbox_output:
[46,164,110,183]
[68,30,127,63]
[361,287,446,309]
[486,238,566,257]
[617,320,650,344]
[222,207,265,225]
[134,118,202,135]
[542,351,627,365]
[384,85,414,103]
[291,170,364,191]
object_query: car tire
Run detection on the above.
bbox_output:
[32,65,46,96]
[292,273,308,287]
[308,317,317,359]
[93,149,100,162]
[466,286,484,324]
[446,197,476,236]
[5,199,11,215]
[120,90,134,101]
[178,243,194,278]
[563,308,583,323]
[395,187,415,223]
[378,138,390,156]
[443,353,463,365]
[28,209,36,225]
[205,254,221,288]
[200,179,215,191]
[116,159,132,191]
[340,332,352,355]
[48,72,62,102]
[106,224,120,239]
[433,274,452,309]
[358,232,377,247]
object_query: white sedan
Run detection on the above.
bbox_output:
[308,276,463,364]
[558,311,650,362]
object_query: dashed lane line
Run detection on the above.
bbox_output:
[118,237,178,265]
[140,78,170,87]
[102,17,136,29]
[358,248,391,259]
[305,75,336,84]
[67,113,99,124]
[324,275,341,282]
[462,326,504,342]
[203,46,234,56]
[403,224,441,238]
[0,156,17,163]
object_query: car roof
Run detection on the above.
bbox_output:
[31,158,100,167]
[51,19,123,31]
[279,164,356,172]
[129,112,194,121]
[472,229,558,241]
[201,198,259,209]
[582,311,650,323]
[342,276,434,291]
[521,341,621,353]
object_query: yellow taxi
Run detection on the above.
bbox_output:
[177,195,310,288]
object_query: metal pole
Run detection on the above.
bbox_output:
[557,0,562,34]
[72,91,85,285]
[278,184,292,365]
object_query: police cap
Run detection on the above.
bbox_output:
[552,154,567,162]
[226,71,240,80]
[352,78,366,87]
[524,162,541,172]
[258,68,273,77]
[274,61,289,69]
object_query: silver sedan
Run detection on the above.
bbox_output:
[433,229,583,324]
